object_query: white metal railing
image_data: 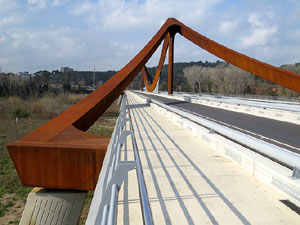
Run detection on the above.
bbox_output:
[86,94,153,225]
[136,92,300,170]
[157,92,300,112]
[159,91,300,103]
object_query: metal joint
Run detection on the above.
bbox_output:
[292,167,300,179]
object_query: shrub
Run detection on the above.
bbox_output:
[10,106,29,118]
[31,102,43,114]
[7,96,22,104]
[66,94,86,105]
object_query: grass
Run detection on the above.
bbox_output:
[0,93,119,224]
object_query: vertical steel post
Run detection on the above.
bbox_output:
[141,73,144,91]
[168,33,174,95]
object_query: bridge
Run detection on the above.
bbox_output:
[6,18,300,224]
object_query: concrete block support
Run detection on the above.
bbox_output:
[20,188,86,225]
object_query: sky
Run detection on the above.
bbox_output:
[0,0,299,73]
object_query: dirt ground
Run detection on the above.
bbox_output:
[0,194,24,224]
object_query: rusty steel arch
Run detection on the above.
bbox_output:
[7,18,300,191]
[142,35,169,92]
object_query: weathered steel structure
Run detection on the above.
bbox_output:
[7,18,300,191]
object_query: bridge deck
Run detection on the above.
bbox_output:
[117,92,299,225]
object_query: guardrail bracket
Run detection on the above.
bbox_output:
[292,167,300,179]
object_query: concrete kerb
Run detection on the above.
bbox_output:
[132,92,300,208]
[144,91,300,125]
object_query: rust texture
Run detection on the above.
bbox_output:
[142,36,169,92]
[168,33,175,94]
[142,19,300,94]
[141,71,144,91]
[7,18,300,191]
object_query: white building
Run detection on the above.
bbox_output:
[18,71,31,80]
[60,67,74,73]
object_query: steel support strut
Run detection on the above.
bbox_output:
[168,33,174,95]
[142,36,169,92]
[141,72,144,91]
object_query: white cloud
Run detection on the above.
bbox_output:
[0,27,78,70]
[71,0,222,31]
[240,27,277,48]
[239,12,278,48]
[0,14,25,27]
[0,26,123,72]
[0,0,300,72]
[66,0,224,70]
[52,0,67,7]
[248,13,265,27]
[219,20,239,34]
[0,0,19,14]
[27,0,47,9]
[71,0,93,15]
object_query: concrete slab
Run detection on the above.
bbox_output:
[20,188,86,225]
[143,92,300,207]
[117,91,300,225]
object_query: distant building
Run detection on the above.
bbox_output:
[52,70,59,75]
[60,67,74,73]
[18,71,31,80]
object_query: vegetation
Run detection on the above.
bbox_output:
[182,62,300,97]
[0,70,117,99]
[1,60,300,99]
[130,60,222,91]
[0,93,119,224]
[129,61,300,97]
[281,63,300,74]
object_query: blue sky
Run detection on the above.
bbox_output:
[0,0,299,73]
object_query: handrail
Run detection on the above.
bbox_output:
[136,92,300,169]
[127,95,154,225]
[7,17,300,191]
[86,94,153,225]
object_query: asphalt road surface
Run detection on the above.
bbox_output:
[138,92,300,155]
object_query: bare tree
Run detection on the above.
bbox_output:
[183,63,255,95]
[183,65,200,92]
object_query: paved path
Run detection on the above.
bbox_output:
[138,92,300,154]
[116,92,299,225]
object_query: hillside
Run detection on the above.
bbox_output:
[0,61,299,98]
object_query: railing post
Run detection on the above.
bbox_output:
[168,32,174,95]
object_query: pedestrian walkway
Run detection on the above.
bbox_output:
[117,91,299,225]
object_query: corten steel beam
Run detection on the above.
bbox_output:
[142,36,169,92]
[168,33,175,95]
[7,18,174,191]
[174,19,300,93]
[144,66,153,83]
[7,18,300,191]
